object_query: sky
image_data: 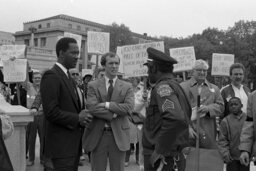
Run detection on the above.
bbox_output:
[1,0,256,38]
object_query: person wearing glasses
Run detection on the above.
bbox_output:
[180,59,224,149]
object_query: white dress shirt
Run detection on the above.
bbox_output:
[232,84,248,114]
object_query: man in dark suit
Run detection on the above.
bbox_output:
[82,52,134,171]
[40,37,92,171]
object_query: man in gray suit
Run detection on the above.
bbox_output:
[82,52,134,171]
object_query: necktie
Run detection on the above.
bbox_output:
[67,70,79,107]
[107,79,113,101]
[106,80,113,127]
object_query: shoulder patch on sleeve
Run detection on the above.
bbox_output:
[157,84,173,97]
[162,99,175,112]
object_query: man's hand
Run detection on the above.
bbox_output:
[79,109,93,127]
[240,151,250,166]
[95,103,106,108]
[150,151,166,168]
[198,105,209,117]
[189,126,197,139]
[30,108,38,116]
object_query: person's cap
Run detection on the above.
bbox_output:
[144,47,177,66]
[193,59,209,70]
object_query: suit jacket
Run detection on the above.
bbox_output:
[82,77,134,152]
[0,119,14,171]
[40,64,83,158]
[239,90,256,155]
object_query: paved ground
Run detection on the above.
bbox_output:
[25,137,256,171]
[25,137,140,171]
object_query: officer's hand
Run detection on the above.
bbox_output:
[189,126,197,139]
[224,153,233,163]
[240,151,250,166]
[150,151,166,168]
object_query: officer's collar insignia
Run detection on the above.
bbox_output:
[157,84,173,97]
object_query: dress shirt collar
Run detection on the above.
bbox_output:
[231,83,243,90]
[105,76,117,86]
[190,77,211,87]
[56,62,68,77]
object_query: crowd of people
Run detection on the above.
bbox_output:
[1,37,256,171]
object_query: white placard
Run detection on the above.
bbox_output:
[82,69,93,78]
[211,53,234,76]
[90,55,102,67]
[0,45,26,66]
[87,31,110,54]
[117,41,164,78]
[3,59,27,82]
[169,46,196,72]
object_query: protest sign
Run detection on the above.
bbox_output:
[90,54,102,67]
[87,31,110,54]
[117,41,164,77]
[169,46,196,72]
[3,59,27,82]
[0,45,26,66]
[82,69,93,78]
[211,53,234,76]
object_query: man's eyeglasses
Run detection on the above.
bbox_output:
[195,69,207,73]
[71,73,79,76]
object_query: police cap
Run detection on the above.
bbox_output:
[144,47,177,66]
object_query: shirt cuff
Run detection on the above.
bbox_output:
[105,102,110,109]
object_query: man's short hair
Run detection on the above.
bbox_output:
[100,52,119,66]
[229,63,245,75]
[228,96,242,104]
[193,59,209,70]
[56,37,77,57]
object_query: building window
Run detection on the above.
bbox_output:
[24,39,30,46]
[38,24,42,29]
[77,25,81,31]
[34,38,38,47]
[40,37,46,47]
[68,24,72,28]
[47,23,50,28]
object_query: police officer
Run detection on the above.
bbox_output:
[142,47,191,171]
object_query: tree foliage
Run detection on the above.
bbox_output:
[103,20,256,88]
[104,23,136,52]
[160,20,256,88]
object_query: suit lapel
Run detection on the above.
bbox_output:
[98,78,107,102]
[111,79,122,101]
[54,65,80,111]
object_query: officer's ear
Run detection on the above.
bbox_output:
[151,64,157,74]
